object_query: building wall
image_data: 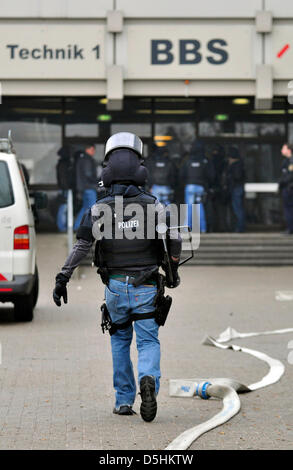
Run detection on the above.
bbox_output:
[0,0,292,107]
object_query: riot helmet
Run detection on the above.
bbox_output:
[101,132,148,187]
[104,132,143,162]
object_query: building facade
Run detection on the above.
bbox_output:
[1,0,293,230]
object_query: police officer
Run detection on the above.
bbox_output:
[53,132,182,422]
[73,143,97,231]
[279,143,293,234]
[222,146,246,233]
[181,140,215,232]
[209,145,227,232]
[146,145,176,205]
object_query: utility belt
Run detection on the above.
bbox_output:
[97,266,158,288]
[100,272,172,335]
[109,274,156,287]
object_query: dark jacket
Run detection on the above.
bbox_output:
[146,149,176,188]
[181,141,215,188]
[223,159,245,191]
[75,151,97,192]
[211,145,226,190]
[279,157,293,192]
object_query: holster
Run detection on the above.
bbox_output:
[100,302,112,334]
[155,294,172,326]
[97,267,110,286]
[154,273,172,326]
[100,302,132,336]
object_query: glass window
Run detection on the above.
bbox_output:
[259,123,285,137]
[0,98,62,184]
[235,122,258,137]
[154,122,196,157]
[0,161,14,208]
[65,123,99,138]
[244,144,259,182]
[288,122,293,144]
[111,123,151,137]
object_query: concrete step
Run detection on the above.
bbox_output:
[195,246,293,252]
[189,232,293,265]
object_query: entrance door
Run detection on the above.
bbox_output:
[204,139,283,230]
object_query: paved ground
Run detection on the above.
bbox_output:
[0,233,293,450]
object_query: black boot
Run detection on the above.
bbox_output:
[139,376,157,422]
[113,405,136,416]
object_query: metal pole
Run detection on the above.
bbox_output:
[67,189,73,255]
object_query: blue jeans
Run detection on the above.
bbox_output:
[151,184,172,205]
[184,184,207,232]
[74,189,97,230]
[56,191,68,233]
[105,278,160,410]
[231,186,245,232]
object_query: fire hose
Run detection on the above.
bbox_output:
[165,326,293,450]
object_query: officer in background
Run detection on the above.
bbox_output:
[53,133,182,422]
[73,143,97,230]
[222,146,246,233]
[210,144,227,232]
[279,143,293,234]
[146,144,176,205]
[55,145,73,233]
[180,140,215,232]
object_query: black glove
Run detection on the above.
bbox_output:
[165,258,180,289]
[53,273,69,307]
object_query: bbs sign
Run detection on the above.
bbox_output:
[126,24,254,79]
[151,39,228,65]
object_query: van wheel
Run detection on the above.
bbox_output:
[32,266,39,308]
[14,293,34,322]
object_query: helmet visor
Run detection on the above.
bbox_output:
[105,132,143,159]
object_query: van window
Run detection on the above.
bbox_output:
[0,160,14,208]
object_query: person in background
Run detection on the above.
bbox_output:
[146,145,176,205]
[181,140,215,232]
[56,145,73,232]
[210,144,227,232]
[73,143,97,230]
[223,146,246,233]
[279,143,293,235]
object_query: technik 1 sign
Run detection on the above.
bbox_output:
[0,22,106,79]
[126,24,255,80]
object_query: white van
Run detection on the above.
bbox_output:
[0,134,44,321]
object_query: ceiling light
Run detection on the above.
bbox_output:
[155,110,194,115]
[251,110,285,114]
[154,136,173,141]
[232,98,250,105]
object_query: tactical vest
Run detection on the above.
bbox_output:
[185,157,207,186]
[152,159,173,186]
[94,188,163,269]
